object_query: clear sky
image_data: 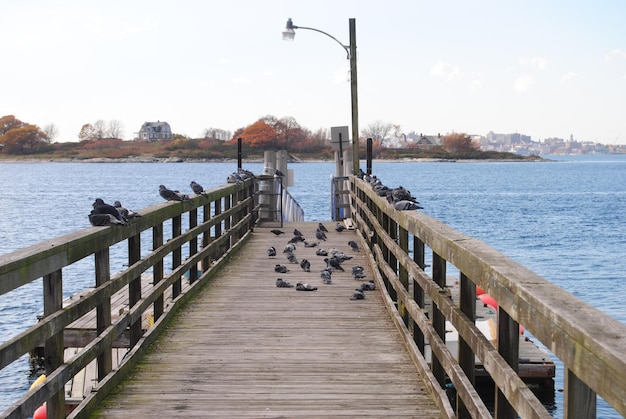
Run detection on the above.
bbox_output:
[1,1,625,144]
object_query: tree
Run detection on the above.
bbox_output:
[0,123,49,154]
[78,124,98,142]
[443,132,479,153]
[43,123,57,143]
[93,120,106,140]
[0,115,25,136]
[236,120,278,149]
[107,120,124,139]
[362,120,394,146]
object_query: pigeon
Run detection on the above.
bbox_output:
[267,246,277,257]
[283,243,296,254]
[358,280,376,291]
[88,211,127,226]
[92,198,126,222]
[335,223,346,233]
[316,248,328,257]
[304,241,318,248]
[288,235,305,244]
[352,266,366,279]
[350,289,365,300]
[274,264,289,273]
[320,268,332,284]
[190,181,206,195]
[276,278,294,288]
[300,258,311,272]
[271,229,285,236]
[293,228,303,237]
[394,200,423,211]
[227,173,243,184]
[159,185,192,203]
[296,282,317,291]
[348,240,360,252]
[315,230,327,241]
[324,257,345,272]
[275,169,285,177]
[113,201,141,219]
[318,222,328,232]
[286,252,298,264]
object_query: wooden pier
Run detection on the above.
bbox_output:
[2,172,625,419]
[91,222,447,417]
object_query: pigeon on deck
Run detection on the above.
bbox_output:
[320,268,332,284]
[350,289,365,300]
[296,282,317,291]
[335,222,346,233]
[348,240,360,252]
[276,278,294,288]
[274,264,289,273]
[358,280,376,291]
[271,229,285,236]
[300,258,311,272]
[267,246,277,257]
[315,229,327,241]
[318,222,328,232]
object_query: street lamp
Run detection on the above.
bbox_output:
[282,18,360,175]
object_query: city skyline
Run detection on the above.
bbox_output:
[1,1,625,144]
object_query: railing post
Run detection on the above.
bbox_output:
[458,272,476,419]
[153,223,164,321]
[94,249,112,382]
[172,215,182,298]
[398,226,409,326]
[188,207,198,284]
[128,234,142,347]
[43,269,64,419]
[565,369,596,418]
[202,201,211,272]
[412,236,425,354]
[432,251,447,388]
[223,195,232,258]
[495,308,520,419]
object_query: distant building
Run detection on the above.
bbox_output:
[137,121,172,141]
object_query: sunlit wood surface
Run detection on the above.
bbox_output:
[92,222,442,418]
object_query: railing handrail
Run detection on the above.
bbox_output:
[350,176,626,418]
[0,179,258,419]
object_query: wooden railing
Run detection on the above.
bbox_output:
[0,180,257,419]
[350,176,626,419]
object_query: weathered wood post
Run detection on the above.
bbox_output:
[153,223,164,321]
[458,272,476,419]
[431,252,447,388]
[43,269,64,419]
[128,233,142,347]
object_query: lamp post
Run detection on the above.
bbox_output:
[282,18,360,175]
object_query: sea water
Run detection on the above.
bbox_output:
[1,155,624,418]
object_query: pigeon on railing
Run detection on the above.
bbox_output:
[159,185,192,203]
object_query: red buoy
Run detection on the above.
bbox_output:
[33,404,46,419]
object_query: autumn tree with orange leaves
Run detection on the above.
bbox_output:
[0,115,50,154]
[443,132,479,154]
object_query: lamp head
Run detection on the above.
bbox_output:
[282,18,296,41]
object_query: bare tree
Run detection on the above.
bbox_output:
[362,120,394,146]
[43,123,58,143]
[107,120,124,139]
[93,120,106,139]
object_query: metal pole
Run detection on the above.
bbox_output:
[367,137,373,175]
[237,137,242,169]
[349,18,359,175]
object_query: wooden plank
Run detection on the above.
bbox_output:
[92,222,443,418]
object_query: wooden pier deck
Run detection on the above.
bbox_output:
[91,222,444,418]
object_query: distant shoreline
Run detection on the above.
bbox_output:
[0,156,547,164]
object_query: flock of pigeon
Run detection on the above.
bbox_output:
[88,168,257,227]
[356,169,423,211]
[268,223,376,301]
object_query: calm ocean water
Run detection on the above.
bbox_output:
[1,155,625,417]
